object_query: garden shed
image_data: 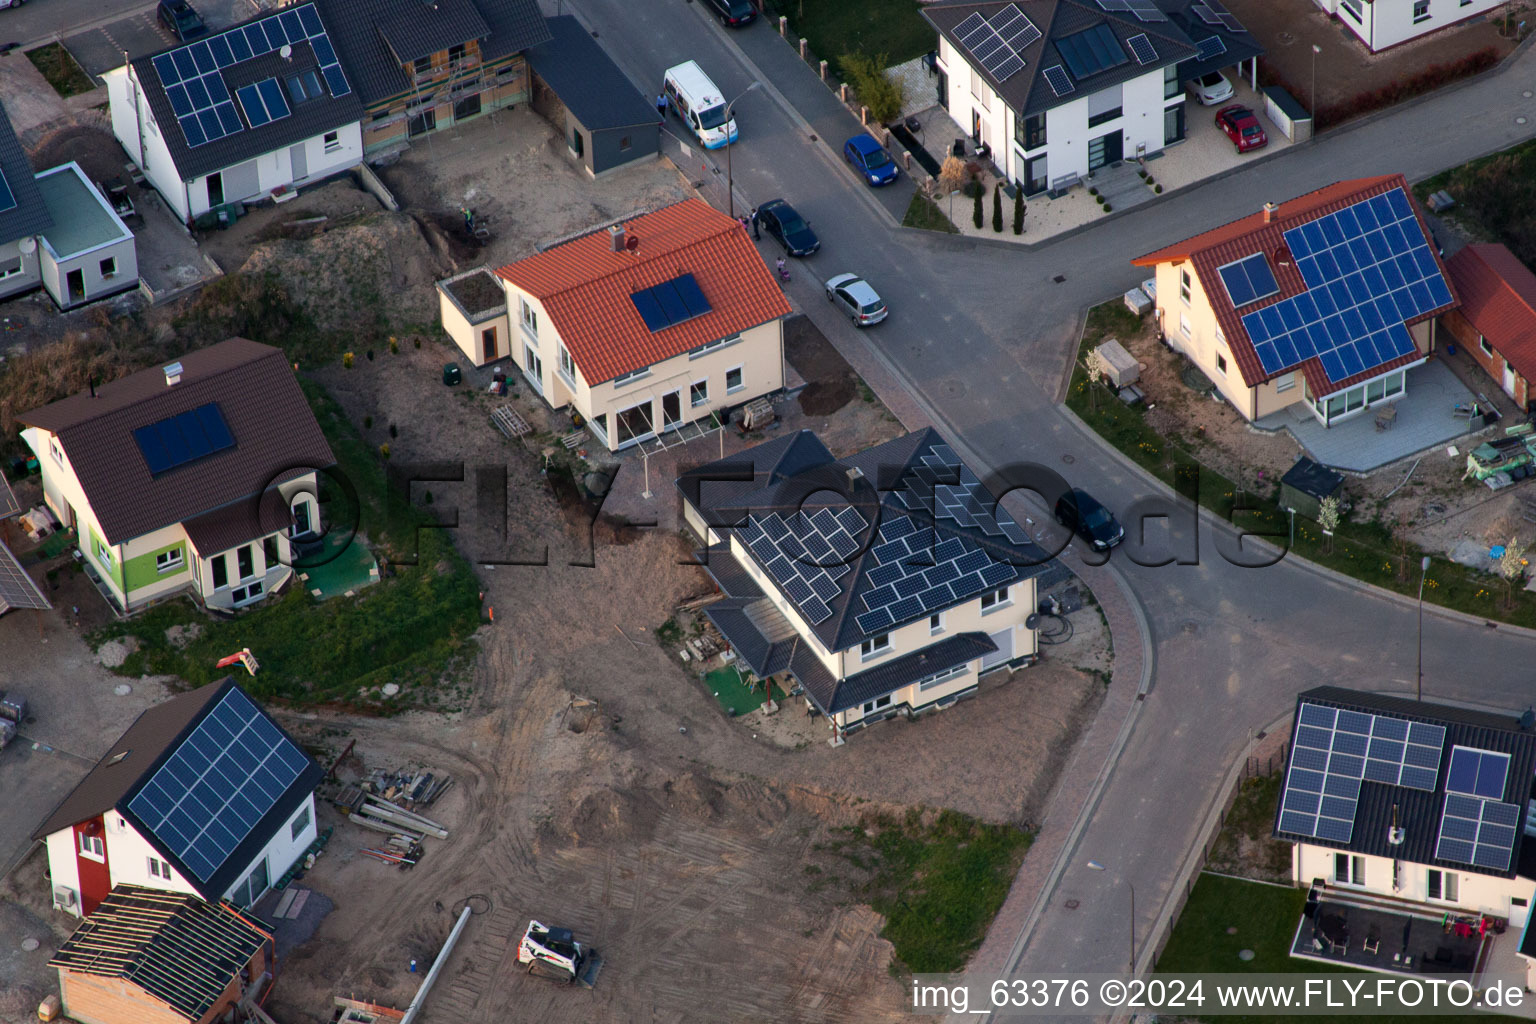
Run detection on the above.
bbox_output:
[1280,457,1344,521]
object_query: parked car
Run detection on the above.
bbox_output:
[1054,488,1124,551]
[1215,104,1268,153]
[157,0,207,40]
[825,273,888,326]
[1187,70,1233,106]
[700,0,756,27]
[757,199,819,257]
[842,134,899,187]
[0,0,26,11]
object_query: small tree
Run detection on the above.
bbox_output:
[972,189,983,229]
[1317,496,1341,555]
[1013,188,1025,235]
[992,182,1004,232]
[1393,508,1413,583]
[937,155,968,197]
[1498,537,1530,611]
[1084,350,1107,411]
[837,52,905,125]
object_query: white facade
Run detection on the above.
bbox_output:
[104,64,363,224]
[1314,0,1508,51]
[1295,842,1535,929]
[935,34,1185,196]
[0,235,44,301]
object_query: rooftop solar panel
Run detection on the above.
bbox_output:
[1195,35,1226,61]
[1126,33,1158,65]
[132,403,236,476]
[1043,65,1075,96]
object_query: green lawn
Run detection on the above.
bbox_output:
[89,380,480,709]
[818,810,1031,973]
[1069,302,1536,628]
[771,0,933,68]
[703,664,788,716]
[1414,137,1536,267]
[902,193,958,233]
[26,43,95,97]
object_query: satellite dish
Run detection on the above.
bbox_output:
[1025,613,1042,631]
[280,43,293,59]
[19,236,35,254]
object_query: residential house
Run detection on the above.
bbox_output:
[922,0,1259,196]
[1132,175,1457,427]
[50,884,273,1024]
[1311,0,1508,52]
[105,3,364,224]
[677,428,1063,744]
[0,98,55,302]
[1442,243,1536,412]
[310,0,548,155]
[35,162,139,310]
[32,678,323,917]
[1274,688,1536,964]
[525,15,661,177]
[17,338,335,614]
[440,198,792,451]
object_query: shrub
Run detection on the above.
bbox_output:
[1155,184,1163,193]
[937,155,968,196]
[1089,186,1099,196]
[389,336,399,354]
[413,337,421,349]
[838,52,905,125]
[379,443,391,459]
[972,189,983,229]
[1012,188,1025,235]
[991,183,1003,232]
[1103,204,1113,212]
[342,351,354,368]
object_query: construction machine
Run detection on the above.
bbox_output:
[516,920,602,987]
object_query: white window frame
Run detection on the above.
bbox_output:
[1412,0,1431,22]
[1340,0,1363,20]
[611,366,651,388]
[148,856,172,880]
[929,612,945,635]
[290,803,312,841]
[519,298,538,337]
[689,334,741,359]
[725,366,744,394]
[918,664,967,691]
[557,343,576,388]
[50,436,64,466]
[980,585,1011,612]
[0,254,21,279]
[1179,268,1191,305]
[1334,852,1366,886]
[1178,312,1192,340]
[96,537,114,570]
[99,256,117,278]
[690,378,709,408]
[1275,372,1296,393]
[155,548,184,574]
[79,833,104,861]
[1215,353,1227,376]
[1480,336,1494,358]
[323,131,340,153]
[862,693,894,714]
[1427,868,1459,902]
[860,633,891,660]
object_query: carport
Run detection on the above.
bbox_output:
[525,15,660,178]
[1162,0,1266,96]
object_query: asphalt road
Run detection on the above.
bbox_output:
[560,0,1536,1013]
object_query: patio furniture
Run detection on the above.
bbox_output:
[1374,404,1397,431]
[1364,925,1380,955]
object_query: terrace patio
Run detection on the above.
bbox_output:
[1291,898,1492,976]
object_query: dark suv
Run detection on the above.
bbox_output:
[158,0,207,41]
[700,0,756,27]
[1054,489,1124,551]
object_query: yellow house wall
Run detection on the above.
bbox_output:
[1153,261,1270,419]
[23,425,125,602]
[438,290,509,366]
[117,522,195,603]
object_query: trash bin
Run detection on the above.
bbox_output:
[442,363,462,386]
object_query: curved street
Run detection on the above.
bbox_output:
[565,0,1536,1005]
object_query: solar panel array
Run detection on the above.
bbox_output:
[1193,0,1245,31]
[629,274,712,332]
[1279,704,1448,843]
[1241,188,1454,385]
[1446,745,1509,799]
[0,539,50,613]
[1126,33,1158,65]
[132,402,236,476]
[953,5,1040,84]
[1217,252,1279,307]
[126,688,311,883]
[1095,0,1131,8]
[1042,65,1075,96]
[235,79,291,129]
[1195,35,1227,61]
[1436,792,1521,871]
[151,4,350,149]
[1125,0,1168,22]
[1056,24,1129,80]
[738,505,870,626]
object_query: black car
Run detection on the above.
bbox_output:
[757,199,819,257]
[1054,489,1124,551]
[157,0,207,40]
[700,0,756,27]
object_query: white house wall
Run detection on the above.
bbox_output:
[220,794,317,904]
[44,830,82,911]
[47,235,139,308]
[1333,0,1506,51]
[106,66,192,223]
[1297,843,1535,928]
[100,817,202,898]
[185,123,363,220]
[0,236,43,301]
[936,37,1018,183]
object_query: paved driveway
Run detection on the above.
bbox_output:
[58,0,257,82]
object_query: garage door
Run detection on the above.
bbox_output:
[980,627,1013,672]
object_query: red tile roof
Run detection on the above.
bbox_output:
[494,198,792,385]
[1133,175,1456,393]
[1445,243,1536,381]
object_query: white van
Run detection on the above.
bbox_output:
[663,61,738,150]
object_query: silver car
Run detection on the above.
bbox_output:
[824,273,888,327]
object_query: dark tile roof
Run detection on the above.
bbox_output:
[1273,687,1536,880]
[1446,244,1536,384]
[19,338,335,545]
[683,427,1055,653]
[832,632,996,713]
[181,488,290,556]
[50,884,269,1021]
[525,16,659,131]
[1159,0,1263,79]
[129,5,364,183]
[0,99,52,247]
[313,0,548,107]
[697,543,764,599]
[924,0,1200,119]
[705,598,787,679]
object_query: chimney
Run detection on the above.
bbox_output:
[846,466,864,487]
[1263,202,1278,224]
[163,361,183,386]
[609,224,626,253]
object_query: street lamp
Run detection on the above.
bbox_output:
[1310,44,1322,139]
[724,82,762,219]
[1086,861,1135,974]
[1416,555,1432,701]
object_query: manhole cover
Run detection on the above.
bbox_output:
[1064,899,1080,909]
[1239,949,1255,961]
[21,938,39,952]
[945,381,966,397]
[113,684,132,696]
[1061,454,1075,464]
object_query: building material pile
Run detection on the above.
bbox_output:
[1464,434,1536,486]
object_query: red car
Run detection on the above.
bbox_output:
[1215,104,1267,153]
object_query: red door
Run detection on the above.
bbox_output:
[72,818,111,915]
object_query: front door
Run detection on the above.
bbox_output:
[65,269,84,303]
[73,821,110,915]
[936,68,948,109]
[1087,131,1122,171]
[1504,362,1518,399]
[290,142,308,181]
[207,172,224,207]
[661,390,682,430]
[971,109,982,142]
[482,327,498,361]
[980,627,1014,672]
